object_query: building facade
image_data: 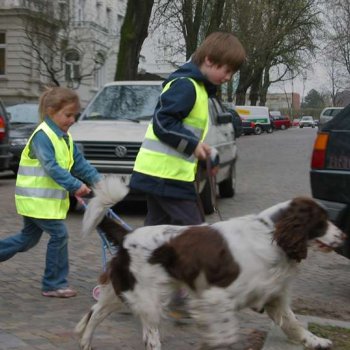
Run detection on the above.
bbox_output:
[0,0,125,107]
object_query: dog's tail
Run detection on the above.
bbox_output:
[82,175,129,237]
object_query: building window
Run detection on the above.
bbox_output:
[0,32,5,75]
[93,52,105,88]
[65,50,80,83]
[96,1,102,23]
[77,0,85,22]
[58,0,68,21]
[106,7,112,32]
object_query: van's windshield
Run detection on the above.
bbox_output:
[82,84,162,122]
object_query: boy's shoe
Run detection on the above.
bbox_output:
[42,287,77,298]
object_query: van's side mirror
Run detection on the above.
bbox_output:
[217,112,232,124]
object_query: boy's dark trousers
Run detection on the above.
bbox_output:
[145,194,203,226]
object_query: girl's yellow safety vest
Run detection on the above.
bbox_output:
[134,78,209,182]
[15,122,74,219]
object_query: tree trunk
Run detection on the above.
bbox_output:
[249,75,261,106]
[115,0,154,80]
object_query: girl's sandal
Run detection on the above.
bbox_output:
[42,287,77,298]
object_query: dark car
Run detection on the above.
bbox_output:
[224,106,243,138]
[310,103,350,258]
[0,98,11,171]
[7,104,39,173]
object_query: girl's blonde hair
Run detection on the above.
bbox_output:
[192,32,246,73]
[39,86,80,121]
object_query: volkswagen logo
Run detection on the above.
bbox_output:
[114,145,127,158]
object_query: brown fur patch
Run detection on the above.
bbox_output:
[149,226,240,290]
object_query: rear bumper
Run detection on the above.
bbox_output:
[315,199,348,225]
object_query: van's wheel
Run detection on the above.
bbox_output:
[254,125,262,135]
[219,164,236,198]
[266,126,273,133]
[281,124,286,130]
[200,180,214,215]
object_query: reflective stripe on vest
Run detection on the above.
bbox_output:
[133,78,209,182]
[15,122,74,219]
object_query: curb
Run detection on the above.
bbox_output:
[262,315,350,350]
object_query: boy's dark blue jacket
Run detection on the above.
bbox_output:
[129,61,217,200]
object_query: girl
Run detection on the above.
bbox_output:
[0,87,101,298]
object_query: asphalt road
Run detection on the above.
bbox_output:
[0,126,349,350]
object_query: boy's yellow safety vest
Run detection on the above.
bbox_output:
[15,122,74,219]
[134,78,209,182]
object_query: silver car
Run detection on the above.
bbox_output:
[299,116,315,128]
[70,81,238,214]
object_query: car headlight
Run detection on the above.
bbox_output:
[10,138,28,146]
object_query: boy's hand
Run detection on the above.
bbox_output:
[194,142,211,160]
[74,183,91,197]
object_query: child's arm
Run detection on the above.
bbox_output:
[70,143,101,186]
[30,132,88,194]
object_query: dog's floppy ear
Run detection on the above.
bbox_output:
[273,197,326,262]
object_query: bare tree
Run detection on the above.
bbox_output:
[232,0,320,105]
[322,0,350,102]
[19,0,107,88]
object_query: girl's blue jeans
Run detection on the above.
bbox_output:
[0,216,69,292]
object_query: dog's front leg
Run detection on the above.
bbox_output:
[265,297,332,349]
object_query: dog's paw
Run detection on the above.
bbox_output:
[304,333,332,349]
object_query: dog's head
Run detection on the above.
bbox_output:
[265,197,345,261]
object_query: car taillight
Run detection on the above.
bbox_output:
[0,115,5,141]
[311,132,329,169]
[250,122,255,127]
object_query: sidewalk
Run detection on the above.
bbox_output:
[262,315,350,350]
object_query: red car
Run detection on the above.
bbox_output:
[292,118,300,127]
[271,115,291,130]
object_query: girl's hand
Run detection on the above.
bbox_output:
[74,183,91,197]
[194,142,211,160]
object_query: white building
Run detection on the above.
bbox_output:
[0,0,126,106]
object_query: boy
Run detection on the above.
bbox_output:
[130,31,246,226]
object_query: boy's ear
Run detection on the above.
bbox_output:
[204,56,214,67]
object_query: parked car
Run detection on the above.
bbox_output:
[299,116,315,128]
[319,106,344,128]
[292,118,300,127]
[69,81,238,214]
[0,98,12,171]
[270,115,291,130]
[235,105,273,135]
[6,104,39,173]
[310,104,350,258]
[222,104,243,138]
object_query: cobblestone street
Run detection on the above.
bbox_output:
[1,128,350,349]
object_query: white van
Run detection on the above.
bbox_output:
[319,107,344,127]
[234,105,273,135]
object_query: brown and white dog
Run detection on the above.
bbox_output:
[76,177,345,350]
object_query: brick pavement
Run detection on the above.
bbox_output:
[0,172,271,350]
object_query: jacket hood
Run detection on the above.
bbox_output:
[164,61,217,96]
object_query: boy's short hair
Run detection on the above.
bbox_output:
[192,32,246,73]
